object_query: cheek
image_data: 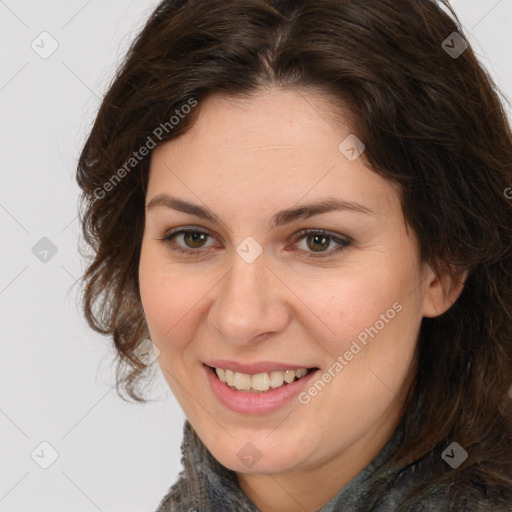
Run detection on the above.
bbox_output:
[306,259,421,368]
[138,247,199,352]
[308,275,400,342]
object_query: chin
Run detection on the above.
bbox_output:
[228,456,297,475]
[211,442,301,475]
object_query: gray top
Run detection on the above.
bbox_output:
[155,419,511,512]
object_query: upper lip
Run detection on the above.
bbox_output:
[203,359,318,374]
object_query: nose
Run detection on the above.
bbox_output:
[207,252,291,346]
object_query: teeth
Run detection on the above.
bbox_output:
[214,367,310,393]
[283,370,295,383]
[251,372,270,391]
[216,368,226,383]
[225,369,235,386]
[269,371,284,388]
[233,372,251,390]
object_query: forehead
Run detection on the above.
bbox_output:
[157,88,352,153]
[147,88,402,222]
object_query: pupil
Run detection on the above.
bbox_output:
[185,232,206,248]
[309,234,329,252]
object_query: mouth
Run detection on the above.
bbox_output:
[204,364,319,394]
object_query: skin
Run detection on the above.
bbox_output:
[138,87,465,512]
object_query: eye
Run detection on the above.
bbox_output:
[158,227,352,259]
[159,228,217,257]
[290,229,352,259]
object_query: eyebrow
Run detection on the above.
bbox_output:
[146,193,375,228]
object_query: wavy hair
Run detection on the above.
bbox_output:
[76,0,512,508]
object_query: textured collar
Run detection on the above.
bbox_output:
[155,418,512,512]
[156,419,259,511]
[155,419,411,512]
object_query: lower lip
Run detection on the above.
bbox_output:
[203,364,319,414]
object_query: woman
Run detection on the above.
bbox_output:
[76,0,512,510]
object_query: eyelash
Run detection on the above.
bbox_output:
[158,227,352,259]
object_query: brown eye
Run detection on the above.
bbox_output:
[159,227,352,260]
[160,228,217,257]
[182,231,209,249]
[292,229,352,259]
[305,233,331,252]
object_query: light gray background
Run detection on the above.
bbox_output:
[1,1,511,511]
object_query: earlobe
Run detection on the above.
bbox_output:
[421,266,468,319]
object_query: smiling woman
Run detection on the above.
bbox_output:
[76,0,512,511]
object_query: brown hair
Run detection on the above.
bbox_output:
[76,0,512,507]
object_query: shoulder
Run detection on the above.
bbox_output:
[384,472,512,512]
[368,454,512,512]
[404,487,512,512]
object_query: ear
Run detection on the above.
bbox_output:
[421,264,468,318]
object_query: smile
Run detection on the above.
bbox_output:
[203,364,320,414]
[212,366,312,393]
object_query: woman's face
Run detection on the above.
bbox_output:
[139,87,435,481]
